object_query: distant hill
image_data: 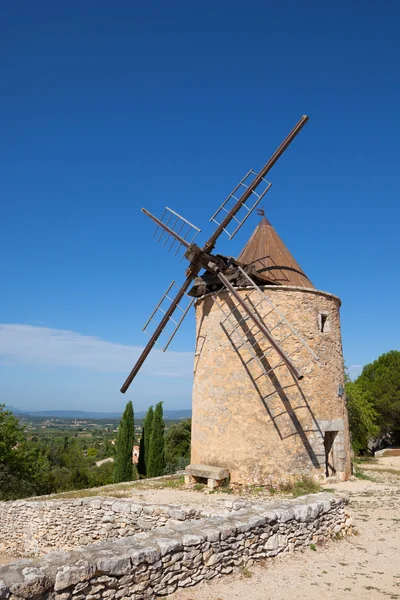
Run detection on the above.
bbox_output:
[4,405,27,414]
[5,407,192,420]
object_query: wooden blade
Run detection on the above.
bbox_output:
[215,270,302,380]
[142,208,191,249]
[204,115,309,253]
[120,275,194,393]
[142,280,195,352]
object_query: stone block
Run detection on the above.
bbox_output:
[185,465,229,481]
[54,561,95,592]
[264,534,278,550]
[0,581,8,600]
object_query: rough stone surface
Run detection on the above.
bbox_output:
[0,493,350,600]
[191,286,352,484]
[0,497,202,557]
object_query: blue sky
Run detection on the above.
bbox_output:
[1,0,399,412]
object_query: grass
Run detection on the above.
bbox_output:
[240,483,278,496]
[239,566,253,579]
[158,476,185,488]
[353,456,376,464]
[362,467,400,476]
[309,543,317,551]
[193,483,205,491]
[280,476,322,498]
[209,486,234,495]
[354,470,374,481]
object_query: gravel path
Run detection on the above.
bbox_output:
[168,458,400,600]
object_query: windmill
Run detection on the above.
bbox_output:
[121,115,317,394]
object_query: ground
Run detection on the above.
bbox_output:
[168,455,400,600]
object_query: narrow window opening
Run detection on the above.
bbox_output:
[318,312,330,333]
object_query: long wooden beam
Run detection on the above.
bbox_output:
[216,270,302,381]
[204,115,309,253]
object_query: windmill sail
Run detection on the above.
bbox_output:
[142,280,195,351]
[204,115,309,252]
[209,170,272,240]
[144,207,200,258]
[120,115,309,393]
[120,275,195,393]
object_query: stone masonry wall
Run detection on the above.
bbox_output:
[0,493,351,600]
[0,497,202,557]
[191,285,352,484]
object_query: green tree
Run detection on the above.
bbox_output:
[114,401,135,482]
[147,402,165,478]
[61,439,91,490]
[164,419,191,472]
[88,460,114,487]
[87,447,98,460]
[356,350,400,444]
[140,405,154,476]
[0,405,51,500]
[346,381,379,454]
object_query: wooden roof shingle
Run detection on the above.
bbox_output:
[237,217,314,289]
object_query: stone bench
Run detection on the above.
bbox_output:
[185,464,230,490]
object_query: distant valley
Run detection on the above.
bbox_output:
[5,406,192,420]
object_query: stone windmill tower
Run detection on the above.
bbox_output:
[120,115,351,485]
[190,216,351,484]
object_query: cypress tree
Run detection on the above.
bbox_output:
[114,401,135,483]
[143,405,154,475]
[147,402,165,478]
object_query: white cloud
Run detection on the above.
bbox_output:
[0,324,193,377]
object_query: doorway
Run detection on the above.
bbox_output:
[324,431,338,477]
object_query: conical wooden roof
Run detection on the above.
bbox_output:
[237,217,314,288]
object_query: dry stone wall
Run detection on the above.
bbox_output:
[0,493,351,600]
[0,497,202,557]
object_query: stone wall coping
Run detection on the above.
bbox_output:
[0,495,198,512]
